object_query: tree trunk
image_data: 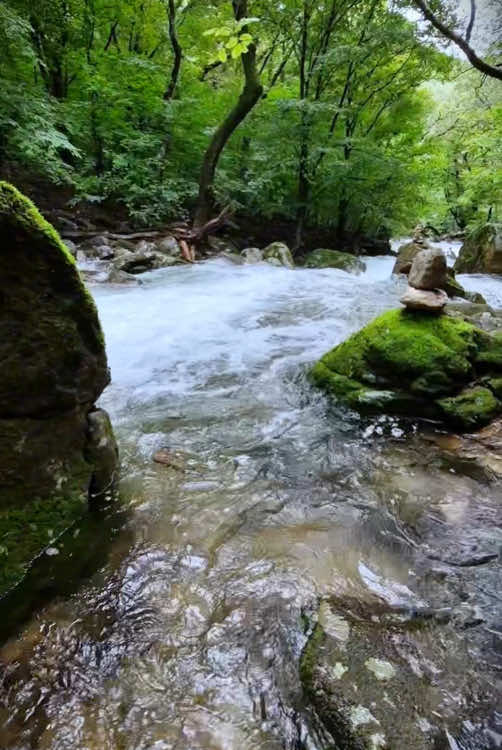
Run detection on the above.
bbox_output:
[294,2,311,252]
[193,0,263,229]
[164,0,183,101]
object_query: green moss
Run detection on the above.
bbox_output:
[309,362,427,415]
[311,309,502,427]
[310,363,364,399]
[476,330,502,369]
[0,489,86,595]
[437,387,500,429]
[0,181,76,265]
[320,310,476,397]
[0,181,105,352]
[304,249,365,273]
[300,622,326,690]
[485,376,502,398]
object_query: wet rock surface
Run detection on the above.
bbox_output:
[455,224,502,275]
[263,241,295,268]
[1,246,502,750]
[0,182,118,595]
[304,248,366,274]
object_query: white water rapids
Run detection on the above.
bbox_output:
[2,249,502,750]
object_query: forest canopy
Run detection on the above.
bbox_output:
[0,0,500,244]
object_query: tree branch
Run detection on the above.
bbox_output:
[412,0,502,80]
[164,0,183,100]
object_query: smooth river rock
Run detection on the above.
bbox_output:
[400,286,448,313]
[408,247,447,290]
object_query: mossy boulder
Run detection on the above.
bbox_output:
[304,249,366,274]
[454,223,502,274]
[0,182,118,595]
[310,308,502,428]
[263,242,295,268]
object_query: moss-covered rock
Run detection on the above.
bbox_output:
[454,223,502,274]
[310,309,502,428]
[437,387,500,429]
[304,249,366,274]
[263,242,295,268]
[0,182,118,596]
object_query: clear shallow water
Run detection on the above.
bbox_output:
[1,256,502,750]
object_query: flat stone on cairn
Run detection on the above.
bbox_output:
[401,247,448,314]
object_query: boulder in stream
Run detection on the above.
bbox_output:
[263,242,295,268]
[304,248,366,274]
[310,308,502,429]
[392,239,430,275]
[301,596,494,749]
[408,247,447,290]
[0,182,118,595]
[454,224,502,274]
[241,247,263,263]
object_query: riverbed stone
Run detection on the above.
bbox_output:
[263,242,295,268]
[400,286,448,313]
[241,247,263,263]
[408,248,447,290]
[310,308,502,428]
[113,250,177,274]
[304,248,366,274]
[454,223,502,274]
[392,239,430,275]
[0,181,118,595]
[300,597,492,749]
[156,235,181,256]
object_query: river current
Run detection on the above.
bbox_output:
[1,250,501,749]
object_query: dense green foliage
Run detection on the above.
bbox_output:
[0,0,500,237]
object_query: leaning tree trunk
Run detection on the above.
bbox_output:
[193,0,263,230]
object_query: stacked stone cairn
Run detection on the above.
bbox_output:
[400,247,449,314]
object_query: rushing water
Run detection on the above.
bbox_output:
[1,252,502,750]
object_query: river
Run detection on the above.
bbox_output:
[1,253,501,749]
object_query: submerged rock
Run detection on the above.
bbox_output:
[263,242,295,268]
[454,224,502,274]
[304,248,366,274]
[301,597,493,749]
[310,308,502,428]
[0,182,118,595]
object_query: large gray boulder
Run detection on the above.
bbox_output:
[408,247,447,290]
[263,242,295,268]
[454,224,502,274]
[0,182,118,595]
